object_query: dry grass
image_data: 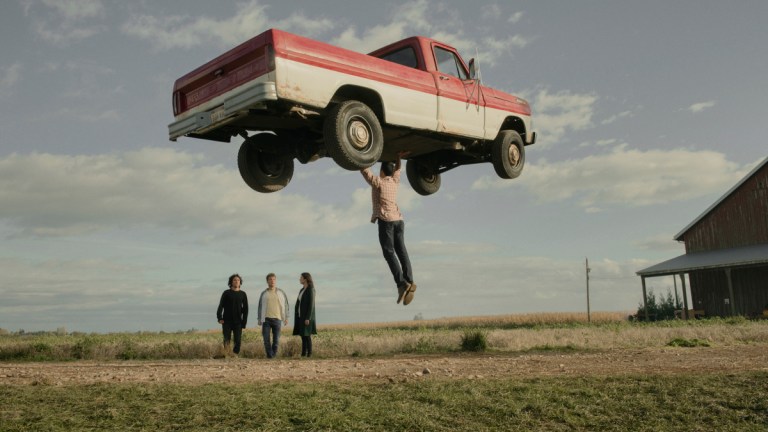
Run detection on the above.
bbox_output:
[317,311,629,331]
[2,312,766,360]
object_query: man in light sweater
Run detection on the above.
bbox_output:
[257,273,290,359]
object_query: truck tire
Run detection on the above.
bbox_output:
[406,159,441,196]
[492,130,525,179]
[237,134,294,193]
[323,100,384,170]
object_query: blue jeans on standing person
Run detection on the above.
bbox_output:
[262,318,282,358]
[377,219,413,288]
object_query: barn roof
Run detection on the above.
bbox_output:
[636,242,768,277]
[674,156,768,241]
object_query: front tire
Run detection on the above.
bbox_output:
[491,130,525,179]
[406,159,441,196]
[237,134,294,193]
[323,100,384,170]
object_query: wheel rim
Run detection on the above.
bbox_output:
[347,117,371,150]
[420,166,437,184]
[257,153,285,178]
[507,143,521,167]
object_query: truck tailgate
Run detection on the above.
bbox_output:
[171,30,275,118]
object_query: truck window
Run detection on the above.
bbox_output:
[434,46,468,80]
[377,47,419,69]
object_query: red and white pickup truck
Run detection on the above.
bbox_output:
[168,28,535,194]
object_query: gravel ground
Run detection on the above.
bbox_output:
[2,344,766,386]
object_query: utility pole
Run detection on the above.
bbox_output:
[586,257,591,323]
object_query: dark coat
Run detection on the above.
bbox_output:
[292,286,317,336]
[216,289,248,327]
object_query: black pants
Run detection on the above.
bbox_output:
[301,335,313,357]
[377,219,413,287]
[222,322,243,354]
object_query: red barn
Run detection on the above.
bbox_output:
[637,156,768,319]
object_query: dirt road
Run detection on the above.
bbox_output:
[2,344,766,386]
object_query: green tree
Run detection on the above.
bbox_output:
[636,289,682,320]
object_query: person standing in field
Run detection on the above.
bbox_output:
[360,152,417,305]
[292,272,317,357]
[257,273,290,359]
[216,274,248,356]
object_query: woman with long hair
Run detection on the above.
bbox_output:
[292,272,317,357]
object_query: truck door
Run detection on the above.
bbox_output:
[432,45,485,139]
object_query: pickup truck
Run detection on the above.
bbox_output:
[168,28,536,194]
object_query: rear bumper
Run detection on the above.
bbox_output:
[168,81,278,141]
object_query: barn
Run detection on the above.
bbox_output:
[636,156,768,319]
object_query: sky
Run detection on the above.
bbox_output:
[1,0,766,333]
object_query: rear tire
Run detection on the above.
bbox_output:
[323,100,384,170]
[491,130,525,179]
[406,159,441,196]
[237,134,294,193]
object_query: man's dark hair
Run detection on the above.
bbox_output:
[266,272,276,281]
[381,161,396,177]
[228,274,242,288]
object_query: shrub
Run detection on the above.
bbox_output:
[636,289,681,321]
[461,329,488,352]
[667,338,710,347]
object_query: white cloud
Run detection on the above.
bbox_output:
[472,148,752,209]
[508,12,525,23]
[532,88,598,147]
[0,63,23,93]
[688,100,716,113]
[601,109,634,125]
[0,148,368,239]
[26,0,106,44]
[42,0,104,20]
[122,1,333,51]
[332,0,433,52]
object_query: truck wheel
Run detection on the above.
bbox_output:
[492,130,525,179]
[406,159,441,196]
[323,100,384,170]
[237,135,294,193]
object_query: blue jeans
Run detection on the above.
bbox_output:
[378,219,413,287]
[261,318,282,358]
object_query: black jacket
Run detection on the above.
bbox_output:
[217,289,248,327]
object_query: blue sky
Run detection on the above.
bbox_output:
[1,0,766,332]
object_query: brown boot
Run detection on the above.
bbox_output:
[397,283,409,304]
[403,283,417,305]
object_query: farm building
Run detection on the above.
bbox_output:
[637,156,768,319]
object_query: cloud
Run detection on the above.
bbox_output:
[531,88,598,147]
[122,0,334,51]
[26,0,106,44]
[332,0,433,52]
[472,149,753,209]
[332,0,530,69]
[508,12,525,23]
[687,100,716,113]
[0,148,368,239]
[29,60,122,123]
[601,109,634,125]
[0,63,23,93]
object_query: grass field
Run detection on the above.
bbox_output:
[2,313,767,431]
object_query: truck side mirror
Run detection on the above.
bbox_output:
[468,58,476,80]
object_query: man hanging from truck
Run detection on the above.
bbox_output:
[360,152,417,306]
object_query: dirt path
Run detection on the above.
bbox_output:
[2,344,766,386]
